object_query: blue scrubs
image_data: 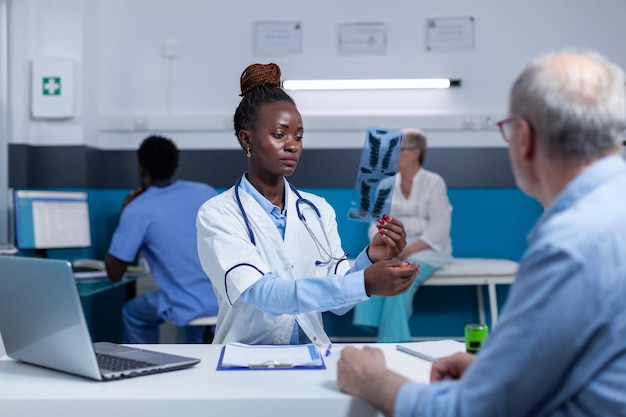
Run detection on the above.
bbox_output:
[109,180,219,343]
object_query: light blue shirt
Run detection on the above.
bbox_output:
[238,175,371,343]
[239,174,288,239]
[108,180,219,326]
[395,155,626,417]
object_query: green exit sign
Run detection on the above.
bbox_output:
[42,77,61,96]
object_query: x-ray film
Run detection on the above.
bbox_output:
[348,126,403,222]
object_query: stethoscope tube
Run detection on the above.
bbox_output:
[234,178,347,266]
[235,178,257,245]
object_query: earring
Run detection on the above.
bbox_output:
[246,148,251,158]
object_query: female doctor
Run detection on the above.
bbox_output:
[196,63,419,345]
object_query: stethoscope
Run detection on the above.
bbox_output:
[234,178,348,267]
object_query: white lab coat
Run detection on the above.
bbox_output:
[196,180,352,344]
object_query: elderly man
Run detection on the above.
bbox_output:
[337,51,626,417]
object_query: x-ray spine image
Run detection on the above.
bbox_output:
[348,126,403,223]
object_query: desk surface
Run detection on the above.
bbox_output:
[0,343,432,417]
[76,272,147,297]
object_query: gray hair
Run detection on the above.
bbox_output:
[509,50,625,162]
[401,128,427,165]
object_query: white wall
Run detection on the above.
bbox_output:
[9,0,88,146]
[8,0,626,150]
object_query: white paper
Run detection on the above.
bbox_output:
[426,17,475,52]
[73,270,108,281]
[0,244,18,255]
[220,343,323,368]
[254,21,302,56]
[338,22,387,56]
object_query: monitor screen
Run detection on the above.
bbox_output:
[12,190,92,250]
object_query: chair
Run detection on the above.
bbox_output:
[175,316,218,344]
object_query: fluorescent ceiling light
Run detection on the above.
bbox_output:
[282,78,461,91]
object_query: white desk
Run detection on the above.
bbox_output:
[0,343,432,417]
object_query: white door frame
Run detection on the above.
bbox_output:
[0,0,8,243]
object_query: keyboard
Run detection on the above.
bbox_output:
[96,352,157,372]
[72,265,103,273]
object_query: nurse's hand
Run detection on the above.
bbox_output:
[367,215,407,262]
[122,187,145,209]
[364,259,419,296]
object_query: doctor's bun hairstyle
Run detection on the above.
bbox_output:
[234,63,296,137]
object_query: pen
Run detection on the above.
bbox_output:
[325,343,332,357]
[395,344,437,363]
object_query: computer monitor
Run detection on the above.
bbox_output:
[11,190,92,253]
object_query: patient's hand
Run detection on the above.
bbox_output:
[430,352,476,382]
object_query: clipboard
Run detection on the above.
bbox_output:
[216,343,326,371]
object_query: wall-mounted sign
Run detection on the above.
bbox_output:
[338,22,387,56]
[254,21,302,56]
[31,57,75,119]
[426,17,475,52]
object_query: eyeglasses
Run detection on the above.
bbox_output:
[497,117,518,143]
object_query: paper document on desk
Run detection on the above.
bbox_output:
[396,340,466,362]
[218,343,325,370]
[0,243,18,255]
[72,261,108,281]
[73,271,109,281]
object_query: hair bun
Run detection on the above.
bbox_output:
[240,63,282,96]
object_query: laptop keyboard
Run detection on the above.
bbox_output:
[72,265,102,273]
[96,352,158,372]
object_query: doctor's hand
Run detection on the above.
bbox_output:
[430,352,476,382]
[367,215,407,263]
[364,259,419,296]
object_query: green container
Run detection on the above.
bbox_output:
[465,324,489,354]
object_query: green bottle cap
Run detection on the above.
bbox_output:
[465,324,489,354]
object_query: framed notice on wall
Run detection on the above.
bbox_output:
[426,17,475,52]
[254,21,302,56]
[337,22,387,56]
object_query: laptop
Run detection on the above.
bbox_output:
[0,256,201,381]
